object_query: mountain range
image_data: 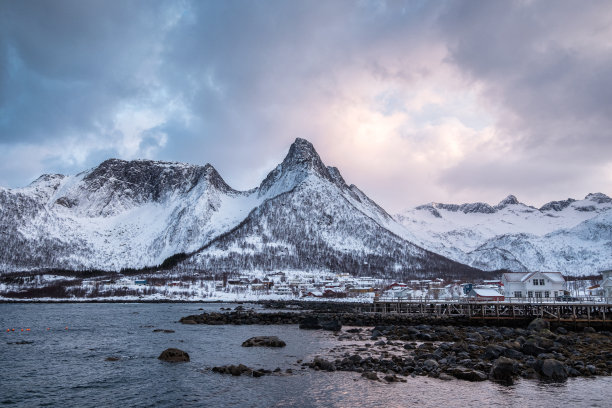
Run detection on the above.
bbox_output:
[0,139,476,279]
[1,138,609,277]
[395,193,612,275]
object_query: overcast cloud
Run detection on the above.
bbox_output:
[0,0,610,212]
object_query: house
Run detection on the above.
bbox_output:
[501,272,565,299]
[601,270,612,298]
[467,288,504,301]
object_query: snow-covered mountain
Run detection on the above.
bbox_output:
[0,138,477,278]
[395,193,612,275]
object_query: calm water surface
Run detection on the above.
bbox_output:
[1,303,611,407]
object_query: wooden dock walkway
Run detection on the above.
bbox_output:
[368,299,612,323]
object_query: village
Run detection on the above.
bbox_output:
[53,269,612,303]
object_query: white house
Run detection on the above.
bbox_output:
[501,272,565,299]
[601,270,612,298]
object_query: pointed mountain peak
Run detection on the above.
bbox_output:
[282,138,328,173]
[496,194,520,209]
[258,138,334,195]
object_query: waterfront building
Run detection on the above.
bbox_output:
[501,272,565,299]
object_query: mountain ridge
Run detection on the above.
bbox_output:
[0,138,479,279]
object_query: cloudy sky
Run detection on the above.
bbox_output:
[1,0,611,212]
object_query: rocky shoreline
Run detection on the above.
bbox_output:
[181,309,612,384]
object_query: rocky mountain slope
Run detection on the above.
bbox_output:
[395,193,612,275]
[0,139,477,278]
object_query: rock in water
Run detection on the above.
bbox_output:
[490,357,517,385]
[299,316,321,330]
[241,336,286,348]
[539,359,568,381]
[319,319,342,331]
[527,318,550,332]
[158,348,190,362]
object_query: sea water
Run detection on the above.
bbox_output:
[1,303,611,408]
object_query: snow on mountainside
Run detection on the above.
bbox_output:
[178,139,472,277]
[0,138,477,278]
[395,193,612,275]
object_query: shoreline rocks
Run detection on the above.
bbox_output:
[179,309,612,384]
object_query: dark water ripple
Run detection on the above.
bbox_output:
[1,303,611,407]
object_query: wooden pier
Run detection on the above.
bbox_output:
[369,299,612,324]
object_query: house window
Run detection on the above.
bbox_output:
[514,291,522,298]
[539,279,545,285]
[544,291,550,298]
[554,291,558,297]
[533,280,538,286]
[528,291,533,298]
[535,291,542,298]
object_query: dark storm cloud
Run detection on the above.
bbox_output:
[0,0,609,210]
[0,0,171,143]
[436,1,612,200]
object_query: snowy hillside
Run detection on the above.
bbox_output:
[395,193,612,275]
[178,140,471,277]
[0,138,478,278]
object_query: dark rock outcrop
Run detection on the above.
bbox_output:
[539,359,568,381]
[241,336,286,348]
[158,348,190,363]
[490,357,517,385]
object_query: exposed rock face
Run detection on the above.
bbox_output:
[241,336,286,348]
[158,348,190,363]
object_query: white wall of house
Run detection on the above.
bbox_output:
[502,272,565,299]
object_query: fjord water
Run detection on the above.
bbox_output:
[1,303,611,408]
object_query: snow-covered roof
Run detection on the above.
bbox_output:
[502,272,530,282]
[502,271,564,283]
[541,272,565,282]
[470,288,503,297]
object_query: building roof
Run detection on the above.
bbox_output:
[502,271,565,283]
[470,288,503,297]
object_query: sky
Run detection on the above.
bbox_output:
[1,0,611,212]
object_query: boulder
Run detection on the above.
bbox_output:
[490,357,517,385]
[362,372,379,381]
[241,336,286,348]
[212,364,265,377]
[484,345,506,360]
[181,319,197,325]
[539,358,568,381]
[447,367,488,382]
[299,316,321,330]
[423,359,439,372]
[528,318,550,332]
[319,319,342,331]
[158,348,190,363]
[310,357,336,372]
